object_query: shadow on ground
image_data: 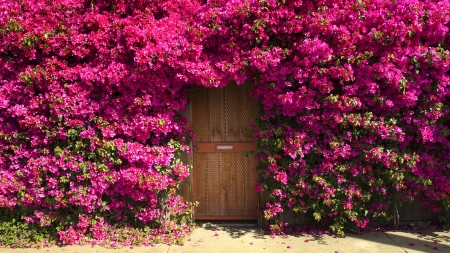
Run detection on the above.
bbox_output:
[344,229,450,252]
[196,221,335,245]
[196,221,450,252]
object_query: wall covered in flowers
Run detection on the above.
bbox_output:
[0,0,449,246]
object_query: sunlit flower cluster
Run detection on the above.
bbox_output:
[0,0,449,245]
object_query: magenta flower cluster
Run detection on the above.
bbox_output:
[0,0,198,246]
[236,0,449,234]
[0,0,449,245]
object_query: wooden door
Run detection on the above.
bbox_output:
[192,82,258,220]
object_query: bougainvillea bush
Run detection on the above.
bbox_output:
[0,0,200,247]
[191,0,450,235]
[1,0,450,246]
[238,0,449,234]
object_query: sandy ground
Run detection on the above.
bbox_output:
[1,224,449,253]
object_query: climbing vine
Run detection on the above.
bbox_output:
[0,0,449,245]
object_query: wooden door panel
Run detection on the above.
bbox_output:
[194,152,257,218]
[192,83,256,142]
[192,82,257,220]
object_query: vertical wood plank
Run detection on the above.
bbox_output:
[209,89,224,142]
[244,155,258,214]
[221,153,231,215]
[234,153,246,215]
[209,153,221,215]
[192,86,210,142]
[225,83,241,141]
[195,153,208,215]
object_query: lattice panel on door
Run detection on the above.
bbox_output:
[191,86,210,142]
[225,83,257,141]
[195,152,257,216]
[192,82,257,142]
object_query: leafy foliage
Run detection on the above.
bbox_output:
[0,0,449,245]
[0,0,197,246]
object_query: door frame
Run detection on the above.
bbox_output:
[190,84,258,221]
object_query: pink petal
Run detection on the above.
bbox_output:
[198,239,204,242]
[214,233,219,236]
[433,246,439,250]
[409,243,415,246]
[433,240,438,244]
[249,242,253,245]
[305,239,310,242]
[282,242,285,244]
[287,245,292,249]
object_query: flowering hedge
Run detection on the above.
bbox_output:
[1,0,450,246]
[237,0,450,234]
[193,0,450,235]
[0,0,200,247]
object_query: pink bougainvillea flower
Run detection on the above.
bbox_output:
[287,245,292,249]
[214,233,219,237]
[305,239,310,242]
[409,243,415,246]
[1,0,450,248]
